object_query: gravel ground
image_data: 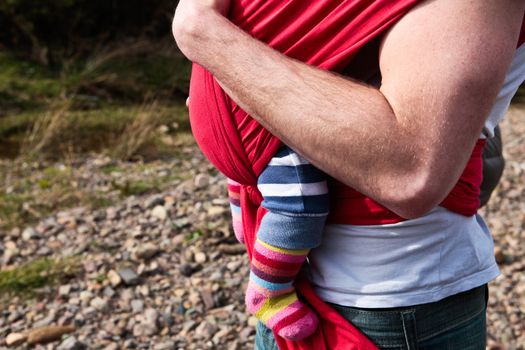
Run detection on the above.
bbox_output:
[481,106,525,350]
[0,106,524,349]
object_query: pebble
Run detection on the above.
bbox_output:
[22,227,40,240]
[134,243,160,260]
[32,314,55,328]
[90,297,109,311]
[131,299,144,314]
[194,321,218,339]
[194,251,207,264]
[145,195,165,209]
[59,284,72,296]
[194,174,210,189]
[57,336,87,350]
[118,268,139,285]
[154,341,176,350]
[494,247,506,265]
[107,270,122,287]
[151,205,168,221]
[5,332,27,347]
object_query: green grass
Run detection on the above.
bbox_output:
[0,192,35,229]
[0,46,191,160]
[111,179,159,197]
[0,257,81,297]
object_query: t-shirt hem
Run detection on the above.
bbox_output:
[313,263,500,308]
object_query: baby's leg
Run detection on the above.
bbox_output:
[227,178,244,244]
[246,146,329,341]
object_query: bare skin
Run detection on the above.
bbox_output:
[173,0,525,218]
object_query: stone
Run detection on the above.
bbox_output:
[144,308,159,325]
[5,332,27,347]
[118,268,139,285]
[57,336,87,350]
[239,327,255,342]
[151,205,168,221]
[90,297,109,311]
[179,263,196,277]
[32,314,55,328]
[99,227,113,237]
[79,291,94,302]
[194,174,210,189]
[200,290,215,310]
[194,252,207,264]
[22,227,40,240]
[181,320,197,333]
[194,321,218,339]
[145,195,165,209]
[132,323,158,337]
[153,341,176,350]
[134,243,160,260]
[207,206,227,216]
[131,299,144,314]
[59,284,72,296]
[103,286,116,298]
[495,247,506,264]
[77,225,91,235]
[103,343,119,350]
[107,270,122,287]
[188,292,201,306]
[5,241,17,250]
[106,207,120,220]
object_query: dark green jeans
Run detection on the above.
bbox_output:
[255,285,487,350]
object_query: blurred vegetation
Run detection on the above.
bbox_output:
[0,40,192,160]
[0,256,80,298]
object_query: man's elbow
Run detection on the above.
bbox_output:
[383,170,450,220]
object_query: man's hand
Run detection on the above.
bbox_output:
[172,0,231,61]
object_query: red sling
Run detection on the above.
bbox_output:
[188,1,522,349]
[189,2,420,348]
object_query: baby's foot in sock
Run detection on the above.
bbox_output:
[245,239,318,340]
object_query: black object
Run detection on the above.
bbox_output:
[479,126,505,207]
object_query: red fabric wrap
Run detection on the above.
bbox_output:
[328,139,486,225]
[519,15,525,47]
[189,1,493,349]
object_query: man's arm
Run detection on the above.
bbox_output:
[173,0,524,218]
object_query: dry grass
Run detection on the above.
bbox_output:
[111,100,164,160]
[21,99,72,156]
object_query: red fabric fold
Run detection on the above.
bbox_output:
[518,14,525,47]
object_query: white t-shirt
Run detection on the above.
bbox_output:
[308,44,525,308]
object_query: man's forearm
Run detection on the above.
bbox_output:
[175,11,429,217]
[173,1,524,218]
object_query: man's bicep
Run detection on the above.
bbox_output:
[379,0,524,162]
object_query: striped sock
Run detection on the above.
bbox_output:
[227,178,244,244]
[245,239,318,340]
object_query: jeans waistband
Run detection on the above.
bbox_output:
[327,285,487,345]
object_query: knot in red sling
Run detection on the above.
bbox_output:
[187,1,495,349]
